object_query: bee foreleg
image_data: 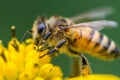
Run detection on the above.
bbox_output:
[43,32,51,41]
[39,31,51,45]
[20,30,33,43]
[37,31,52,51]
[38,43,52,51]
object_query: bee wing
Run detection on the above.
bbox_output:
[69,7,114,23]
[72,20,117,31]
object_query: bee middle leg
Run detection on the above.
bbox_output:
[39,39,66,58]
[47,39,66,55]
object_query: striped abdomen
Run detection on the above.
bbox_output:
[68,27,120,60]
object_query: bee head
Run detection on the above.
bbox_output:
[36,16,47,36]
[37,23,46,34]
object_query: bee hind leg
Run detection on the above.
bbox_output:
[70,53,92,77]
[80,54,92,75]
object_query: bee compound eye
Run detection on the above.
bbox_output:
[38,23,46,33]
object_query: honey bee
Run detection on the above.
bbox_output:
[29,7,120,60]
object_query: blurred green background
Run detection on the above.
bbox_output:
[0,0,120,77]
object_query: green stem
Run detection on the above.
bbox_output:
[71,56,82,77]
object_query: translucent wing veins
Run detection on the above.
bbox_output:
[73,20,118,31]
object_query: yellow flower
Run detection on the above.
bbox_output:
[0,36,63,80]
[67,74,120,80]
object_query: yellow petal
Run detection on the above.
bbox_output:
[3,61,17,80]
[34,77,44,80]
[39,64,63,80]
[67,74,120,80]
[51,77,63,80]
[18,72,32,80]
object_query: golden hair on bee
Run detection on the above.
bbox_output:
[63,25,120,60]
[29,7,120,60]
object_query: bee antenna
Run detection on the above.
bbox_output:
[41,16,47,22]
